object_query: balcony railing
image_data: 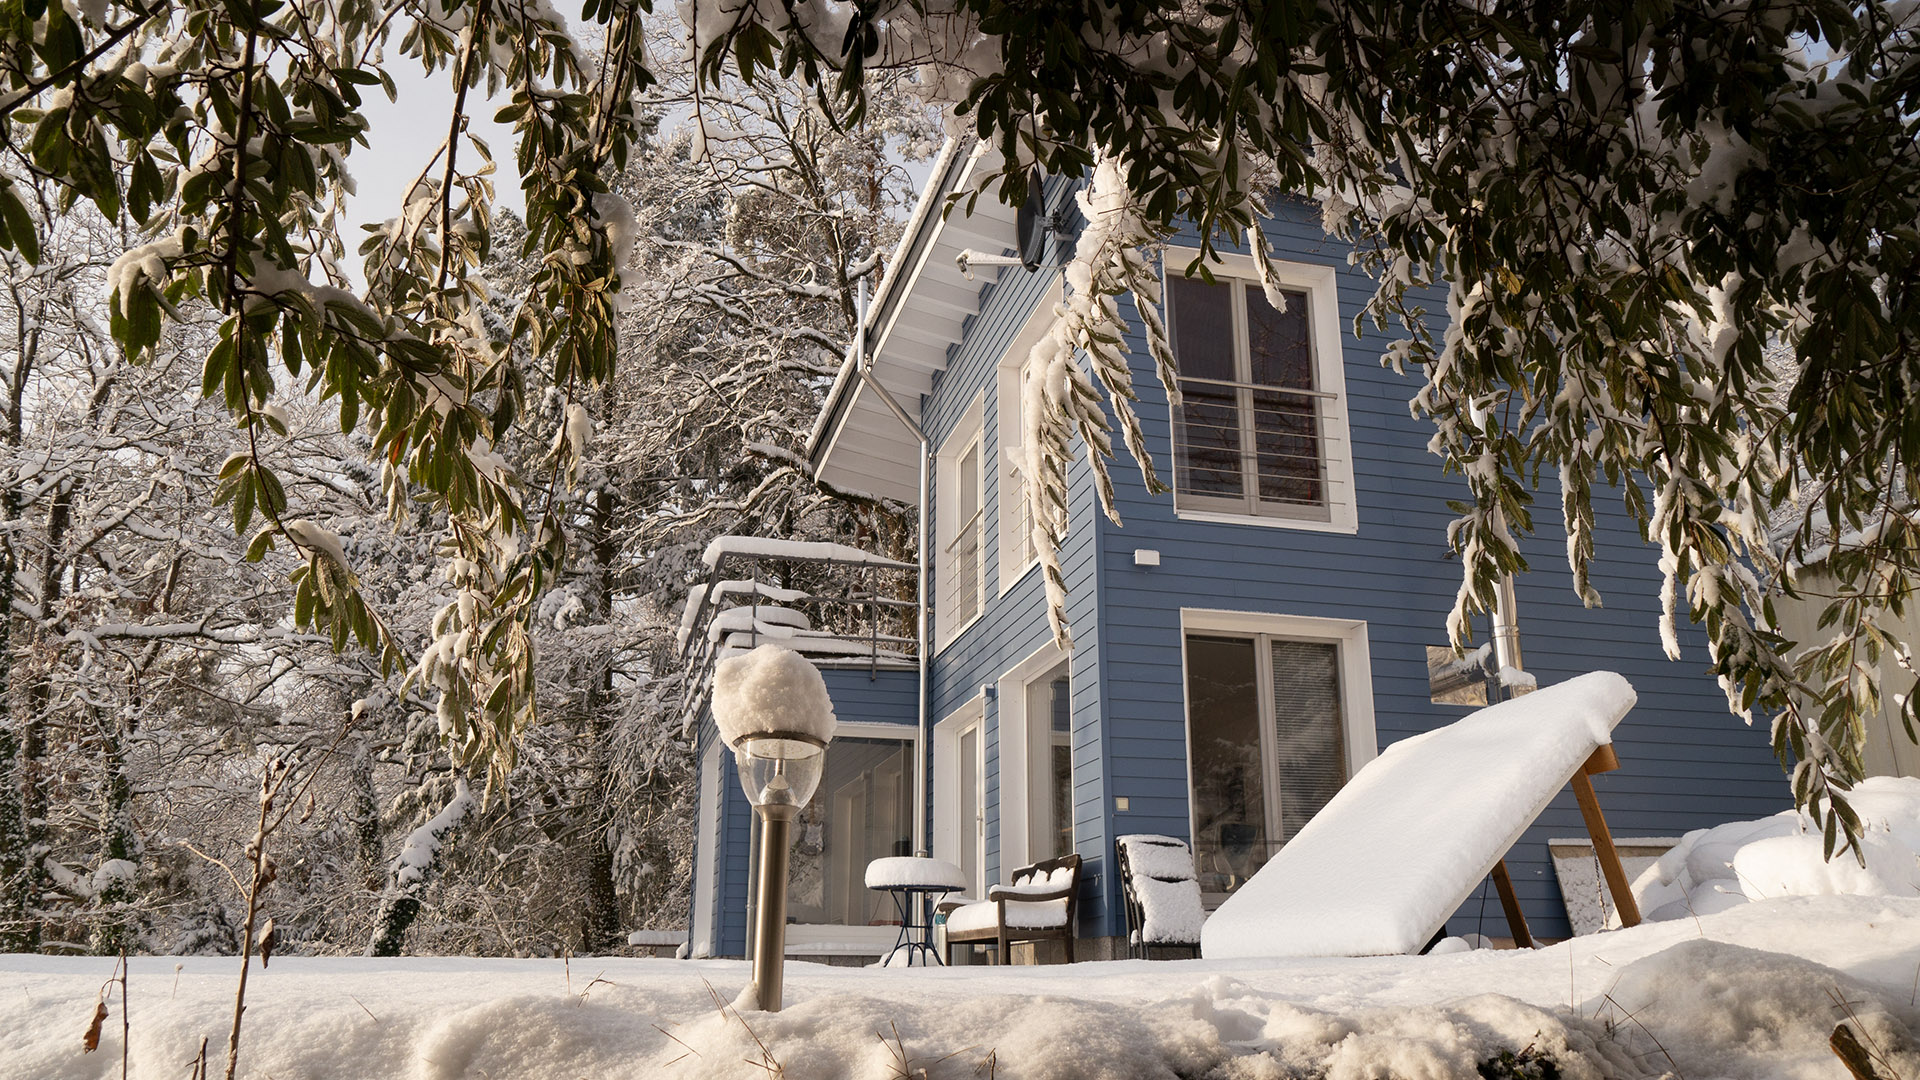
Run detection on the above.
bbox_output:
[676,535,919,731]
[944,508,982,628]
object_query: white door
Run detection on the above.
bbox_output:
[959,721,984,896]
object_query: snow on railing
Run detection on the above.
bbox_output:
[700,535,914,571]
[677,536,918,733]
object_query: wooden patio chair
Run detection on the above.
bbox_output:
[1116,834,1204,959]
[938,853,1081,964]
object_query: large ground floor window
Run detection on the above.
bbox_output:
[1182,612,1375,902]
[785,734,915,926]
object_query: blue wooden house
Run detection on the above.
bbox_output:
[678,141,1788,962]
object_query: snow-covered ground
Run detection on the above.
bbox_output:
[5,895,1919,1079]
[16,781,1920,1079]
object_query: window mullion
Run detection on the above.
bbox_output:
[1234,283,1258,516]
[1254,632,1282,855]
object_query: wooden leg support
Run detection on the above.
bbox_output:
[1490,859,1534,948]
[1572,767,1641,927]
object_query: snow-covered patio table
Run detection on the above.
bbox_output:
[863,856,968,967]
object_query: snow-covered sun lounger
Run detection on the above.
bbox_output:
[1201,671,1640,959]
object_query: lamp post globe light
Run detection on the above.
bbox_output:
[711,644,837,1013]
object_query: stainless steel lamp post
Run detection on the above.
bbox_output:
[732,728,828,1012]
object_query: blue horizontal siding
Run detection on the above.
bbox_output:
[893,187,1788,947]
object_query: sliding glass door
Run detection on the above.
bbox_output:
[1184,632,1349,901]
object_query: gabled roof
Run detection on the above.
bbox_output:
[805,140,1020,502]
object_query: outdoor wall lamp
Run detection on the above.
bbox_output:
[713,644,837,1013]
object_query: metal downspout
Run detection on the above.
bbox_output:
[914,442,930,855]
[1492,574,1524,680]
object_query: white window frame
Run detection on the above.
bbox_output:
[777,721,919,931]
[932,694,988,898]
[1177,607,1378,872]
[935,394,987,649]
[1163,247,1358,534]
[995,280,1063,595]
[691,739,723,958]
[990,642,1071,873]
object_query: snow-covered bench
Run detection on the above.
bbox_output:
[940,854,1081,964]
[1201,671,1643,958]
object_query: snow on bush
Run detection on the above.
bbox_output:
[1635,774,1920,922]
[710,643,836,747]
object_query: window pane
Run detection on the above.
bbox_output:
[958,440,979,518]
[1247,288,1324,508]
[950,440,981,624]
[786,737,914,926]
[1184,635,1268,895]
[1269,640,1346,843]
[1051,742,1073,859]
[1247,288,1313,388]
[1035,670,1073,859]
[1168,274,1243,499]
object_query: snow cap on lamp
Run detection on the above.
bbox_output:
[712,643,838,749]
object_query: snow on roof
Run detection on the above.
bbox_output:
[711,644,837,748]
[717,634,912,663]
[1201,671,1637,959]
[700,535,914,571]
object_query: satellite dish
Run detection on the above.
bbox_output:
[1015,171,1048,273]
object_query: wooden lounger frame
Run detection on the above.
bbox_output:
[1489,744,1640,947]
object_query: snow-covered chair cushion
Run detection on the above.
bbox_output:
[943,896,1068,934]
[1132,876,1206,945]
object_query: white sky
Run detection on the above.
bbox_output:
[340,62,522,279]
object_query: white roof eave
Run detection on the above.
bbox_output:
[807,142,1020,504]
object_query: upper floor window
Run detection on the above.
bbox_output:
[937,396,986,646]
[1164,253,1357,532]
[995,287,1059,594]
[948,432,983,628]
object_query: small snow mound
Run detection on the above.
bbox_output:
[711,644,836,748]
[1597,937,1920,1079]
[1634,775,1920,920]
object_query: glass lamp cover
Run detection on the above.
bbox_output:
[735,736,827,809]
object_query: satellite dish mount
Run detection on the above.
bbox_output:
[956,169,1062,279]
[1014,170,1058,273]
